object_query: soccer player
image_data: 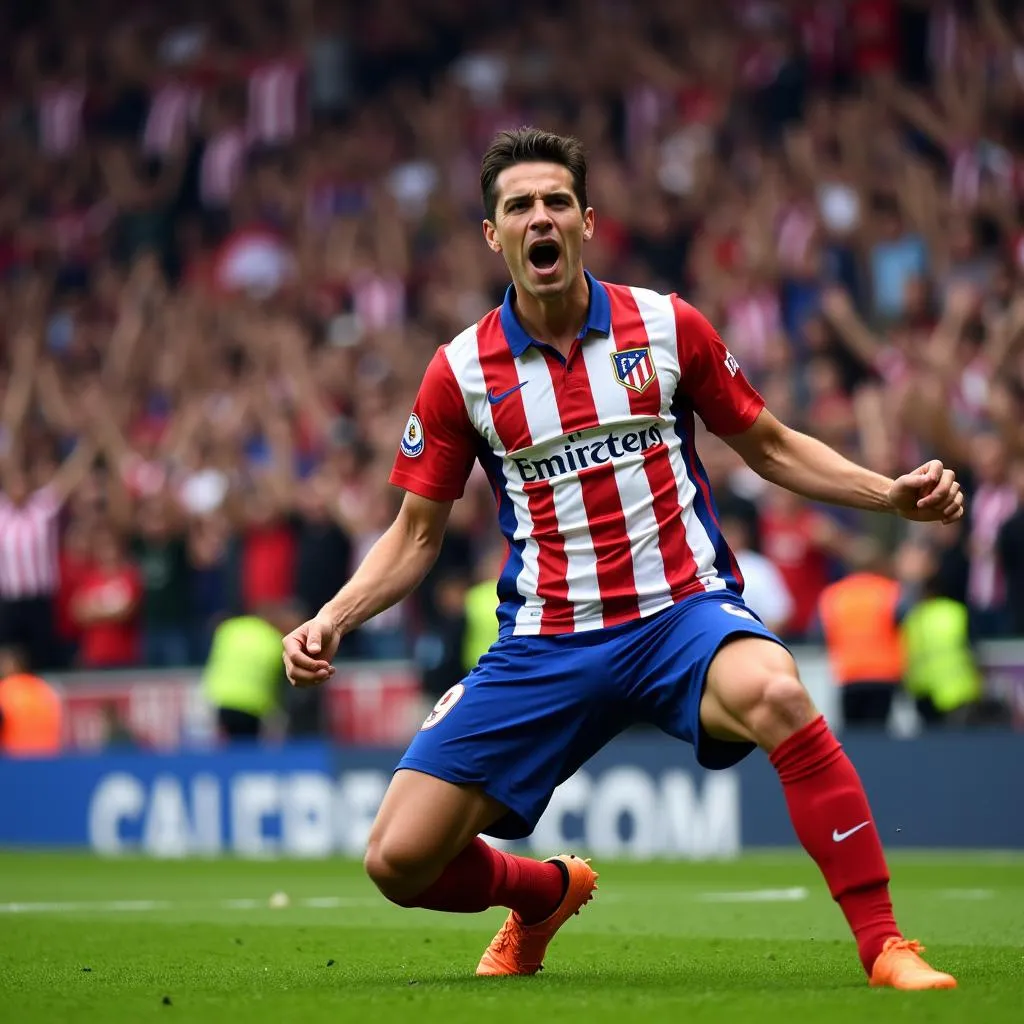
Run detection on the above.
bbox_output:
[283,128,963,990]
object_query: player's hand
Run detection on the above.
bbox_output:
[886,460,965,525]
[283,612,342,688]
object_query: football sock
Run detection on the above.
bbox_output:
[397,837,567,922]
[770,715,899,974]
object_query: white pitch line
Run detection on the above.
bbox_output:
[938,889,995,900]
[0,899,172,914]
[695,887,809,903]
[0,887,1005,915]
[0,896,379,915]
[598,887,811,905]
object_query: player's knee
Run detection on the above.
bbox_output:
[746,671,816,747]
[363,834,433,904]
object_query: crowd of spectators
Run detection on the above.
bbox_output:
[3,0,1024,699]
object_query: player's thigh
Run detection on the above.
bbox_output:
[699,634,817,751]
[627,595,781,767]
[367,767,507,874]
[393,635,618,842]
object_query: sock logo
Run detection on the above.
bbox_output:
[832,820,870,843]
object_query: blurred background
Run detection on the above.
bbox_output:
[1,0,1024,857]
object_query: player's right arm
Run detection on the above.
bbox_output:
[283,492,453,686]
[284,347,477,687]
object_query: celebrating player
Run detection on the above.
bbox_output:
[283,128,963,990]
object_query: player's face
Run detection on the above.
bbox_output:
[484,162,594,299]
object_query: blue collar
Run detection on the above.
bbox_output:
[499,270,611,358]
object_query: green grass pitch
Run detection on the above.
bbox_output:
[1,851,1021,1023]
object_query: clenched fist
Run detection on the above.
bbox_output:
[886,460,965,525]
[283,611,343,687]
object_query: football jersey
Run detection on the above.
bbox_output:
[390,272,765,636]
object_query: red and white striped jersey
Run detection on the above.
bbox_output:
[0,486,61,598]
[38,83,85,158]
[350,269,406,330]
[724,287,781,377]
[390,274,764,636]
[967,483,1018,611]
[246,57,306,146]
[200,127,247,208]
[143,80,201,157]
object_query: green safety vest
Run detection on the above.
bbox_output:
[462,579,500,671]
[900,599,982,712]
[202,616,283,717]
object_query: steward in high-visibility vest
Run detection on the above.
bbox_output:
[203,605,301,740]
[462,577,499,671]
[818,573,905,684]
[900,597,982,716]
[817,571,904,728]
[0,646,62,756]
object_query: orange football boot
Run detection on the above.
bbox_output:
[869,938,958,990]
[476,853,598,976]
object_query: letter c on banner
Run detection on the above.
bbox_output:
[88,772,145,854]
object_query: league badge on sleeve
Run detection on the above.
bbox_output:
[401,413,425,458]
[612,347,655,394]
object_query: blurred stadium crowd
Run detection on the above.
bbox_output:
[3,0,1024,708]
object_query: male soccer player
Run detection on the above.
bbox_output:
[283,128,963,990]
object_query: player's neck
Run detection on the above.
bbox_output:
[513,273,590,357]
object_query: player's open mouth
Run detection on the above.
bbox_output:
[527,240,561,274]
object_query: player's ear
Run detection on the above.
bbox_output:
[482,220,502,254]
[582,207,595,243]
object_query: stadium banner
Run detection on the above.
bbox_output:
[42,643,1024,756]
[49,662,425,751]
[1,732,1021,855]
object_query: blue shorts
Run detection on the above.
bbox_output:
[397,591,788,840]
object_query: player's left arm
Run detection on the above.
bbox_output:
[725,408,964,524]
[673,297,964,525]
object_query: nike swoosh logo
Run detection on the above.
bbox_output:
[487,382,528,405]
[832,821,870,843]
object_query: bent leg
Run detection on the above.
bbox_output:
[364,768,566,922]
[365,768,505,902]
[700,638,899,977]
[701,636,957,987]
[363,633,616,976]
[698,636,816,750]
[367,631,623,921]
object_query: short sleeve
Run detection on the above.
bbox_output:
[389,347,478,502]
[673,296,765,437]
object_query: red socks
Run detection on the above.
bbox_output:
[396,718,896,974]
[770,715,899,974]
[395,837,566,923]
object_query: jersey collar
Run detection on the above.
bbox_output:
[499,271,611,358]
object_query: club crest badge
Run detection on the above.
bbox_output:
[612,347,655,393]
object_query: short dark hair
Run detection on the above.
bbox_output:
[480,127,588,223]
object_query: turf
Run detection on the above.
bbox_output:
[0,852,1021,1023]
